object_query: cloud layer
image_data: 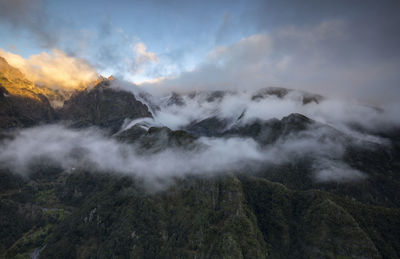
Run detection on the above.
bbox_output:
[130,88,400,136]
[0,120,369,189]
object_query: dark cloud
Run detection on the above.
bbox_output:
[243,0,400,60]
[0,0,59,48]
[145,17,400,104]
[215,13,234,44]
[141,0,400,104]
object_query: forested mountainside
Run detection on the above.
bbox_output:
[1,57,399,258]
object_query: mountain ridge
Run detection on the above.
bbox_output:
[0,56,400,258]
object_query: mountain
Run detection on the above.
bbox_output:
[251,87,324,104]
[0,57,56,128]
[0,56,74,108]
[0,59,400,258]
[0,57,57,102]
[58,78,152,133]
[0,86,55,129]
[1,158,399,258]
[0,57,153,132]
[161,88,323,108]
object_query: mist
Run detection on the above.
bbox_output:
[0,121,369,189]
[0,0,398,190]
[124,86,400,138]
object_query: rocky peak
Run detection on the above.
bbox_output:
[0,56,72,108]
[252,87,324,104]
[170,92,185,106]
[0,56,26,81]
[281,113,312,125]
[252,87,290,100]
[59,80,152,133]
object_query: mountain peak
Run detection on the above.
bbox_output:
[0,56,51,102]
[60,81,152,132]
[0,56,76,107]
[281,113,312,124]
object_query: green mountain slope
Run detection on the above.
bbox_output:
[1,168,399,258]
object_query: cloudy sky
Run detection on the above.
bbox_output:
[0,0,399,102]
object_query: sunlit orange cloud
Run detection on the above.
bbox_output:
[0,48,98,90]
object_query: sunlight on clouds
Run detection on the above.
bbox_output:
[127,41,173,85]
[0,48,98,90]
[132,42,159,66]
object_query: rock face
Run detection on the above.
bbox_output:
[0,56,67,107]
[187,117,230,136]
[0,86,55,129]
[252,87,324,104]
[0,56,152,131]
[0,57,56,128]
[59,79,152,132]
[224,113,315,144]
[0,56,46,101]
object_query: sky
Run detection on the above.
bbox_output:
[0,0,399,103]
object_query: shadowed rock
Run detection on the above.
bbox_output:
[59,79,152,133]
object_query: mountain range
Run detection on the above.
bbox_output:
[0,56,399,258]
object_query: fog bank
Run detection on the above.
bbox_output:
[0,124,369,188]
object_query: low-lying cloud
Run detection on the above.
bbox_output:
[0,123,368,188]
[132,88,400,136]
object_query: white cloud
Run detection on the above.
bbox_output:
[0,123,368,188]
[133,88,399,135]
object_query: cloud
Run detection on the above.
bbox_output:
[0,48,98,90]
[133,87,399,135]
[0,125,265,186]
[133,42,159,66]
[144,33,274,93]
[214,12,238,44]
[1,0,399,106]
[0,0,58,48]
[0,0,396,190]
[0,123,367,188]
[313,159,366,183]
[241,0,400,58]
[0,2,163,84]
[143,19,400,104]
[128,41,163,84]
[81,22,165,84]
